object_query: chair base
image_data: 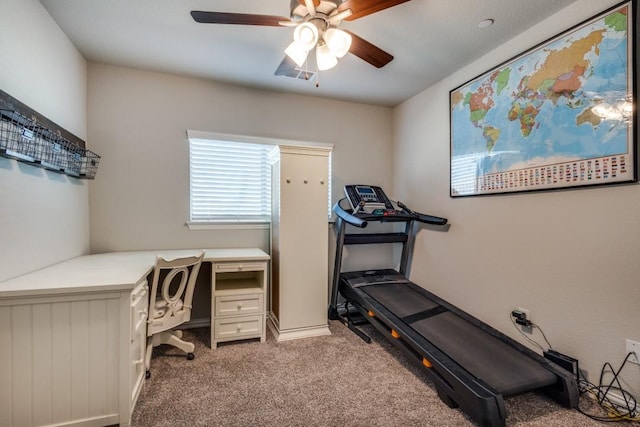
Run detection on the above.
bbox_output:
[145,329,195,375]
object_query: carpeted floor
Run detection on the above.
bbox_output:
[132,321,625,426]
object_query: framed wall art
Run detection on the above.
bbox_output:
[450,1,636,197]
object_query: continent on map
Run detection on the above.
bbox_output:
[508,30,606,137]
[465,84,494,125]
[605,7,627,31]
[483,126,501,152]
[576,108,602,127]
[524,30,605,96]
[451,90,464,111]
[509,101,542,137]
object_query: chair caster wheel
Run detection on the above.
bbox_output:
[145,370,151,379]
[187,353,195,360]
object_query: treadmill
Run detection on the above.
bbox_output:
[329,185,578,427]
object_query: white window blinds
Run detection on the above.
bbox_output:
[189,138,273,222]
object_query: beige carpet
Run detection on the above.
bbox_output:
[132,321,624,426]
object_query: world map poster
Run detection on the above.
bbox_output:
[450,1,635,197]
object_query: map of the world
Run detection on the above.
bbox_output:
[450,3,633,196]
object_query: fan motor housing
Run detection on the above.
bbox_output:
[290,0,341,20]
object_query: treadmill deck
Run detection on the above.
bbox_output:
[342,271,557,396]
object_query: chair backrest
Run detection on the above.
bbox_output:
[147,251,205,336]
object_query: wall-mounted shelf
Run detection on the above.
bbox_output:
[0,90,100,179]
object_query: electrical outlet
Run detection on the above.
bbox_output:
[626,339,640,364]
[517,307,530,320]
[513,307,532,334]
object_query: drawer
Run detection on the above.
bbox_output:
[214,315,263,340]
[130,281,149,339]
[130,319,146,402]
[215,262,265,273]
[215,294,263,317]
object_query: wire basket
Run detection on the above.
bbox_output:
[0,109,69,171]
[0,108,100,179]
[80,149,101,179]
[0,109,40,162]
[33,129,67,172]
[58,141,82,177]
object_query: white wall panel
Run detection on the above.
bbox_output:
[0,295,121,427]
[51,302,72,424]
[32,304,53,426]
[0,307,12,427]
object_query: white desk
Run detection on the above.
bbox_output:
[0,248,269,427]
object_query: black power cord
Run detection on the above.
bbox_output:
[577,352,639,423]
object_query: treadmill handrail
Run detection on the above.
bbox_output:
[333,198,448,227]
[333,199,368,228]
[397,200,448,225]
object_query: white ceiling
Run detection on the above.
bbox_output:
[39,0,579,107]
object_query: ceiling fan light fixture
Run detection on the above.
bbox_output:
[285,41,310,67]
[316,43,338,70]
[293,22,319,50]
[323,28,352,58]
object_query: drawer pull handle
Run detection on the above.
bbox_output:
[237,325,242,332]
[237,303,242,310]
[134,359,144,366]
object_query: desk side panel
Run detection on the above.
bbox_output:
[0,293,121,427]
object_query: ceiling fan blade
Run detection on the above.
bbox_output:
[337,0,410,21]
[190,11,290,26]
[297,0,321,7]
[305,0,317,16]
[344,30,393,68]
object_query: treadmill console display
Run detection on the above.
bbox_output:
[344,185,394,214]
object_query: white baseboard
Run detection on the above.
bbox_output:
[267,318,331,342]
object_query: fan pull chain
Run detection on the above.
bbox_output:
[304,58,311,81]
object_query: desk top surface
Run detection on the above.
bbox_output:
[0,248,269,299]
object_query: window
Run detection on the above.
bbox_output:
[188,132,332,225]
[189,137,273,223]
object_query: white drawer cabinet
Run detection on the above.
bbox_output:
[0,248,269,425]
[211,261,267,348]
[129,281,149,405]
[0,278,149,427]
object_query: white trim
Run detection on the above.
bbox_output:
[187,220,333,230]
[185,221,270,230]
[267,317,331,342]
[186,130,333,151]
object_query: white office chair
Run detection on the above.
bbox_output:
[145,251,204,378]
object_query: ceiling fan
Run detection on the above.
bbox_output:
[190,0,410,78]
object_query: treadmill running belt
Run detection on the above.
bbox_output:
[360,282,556,395]
[362,282,439,318]
[410,312,556,395]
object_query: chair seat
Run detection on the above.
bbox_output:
[145,251,205,377]
[153,298,183,319]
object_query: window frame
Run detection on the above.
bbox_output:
[186,131,333,230]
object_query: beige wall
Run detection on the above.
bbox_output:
[393,0,639,397]
[0,0,89,281]
[87,63,393,255]
[86,64,395,319]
